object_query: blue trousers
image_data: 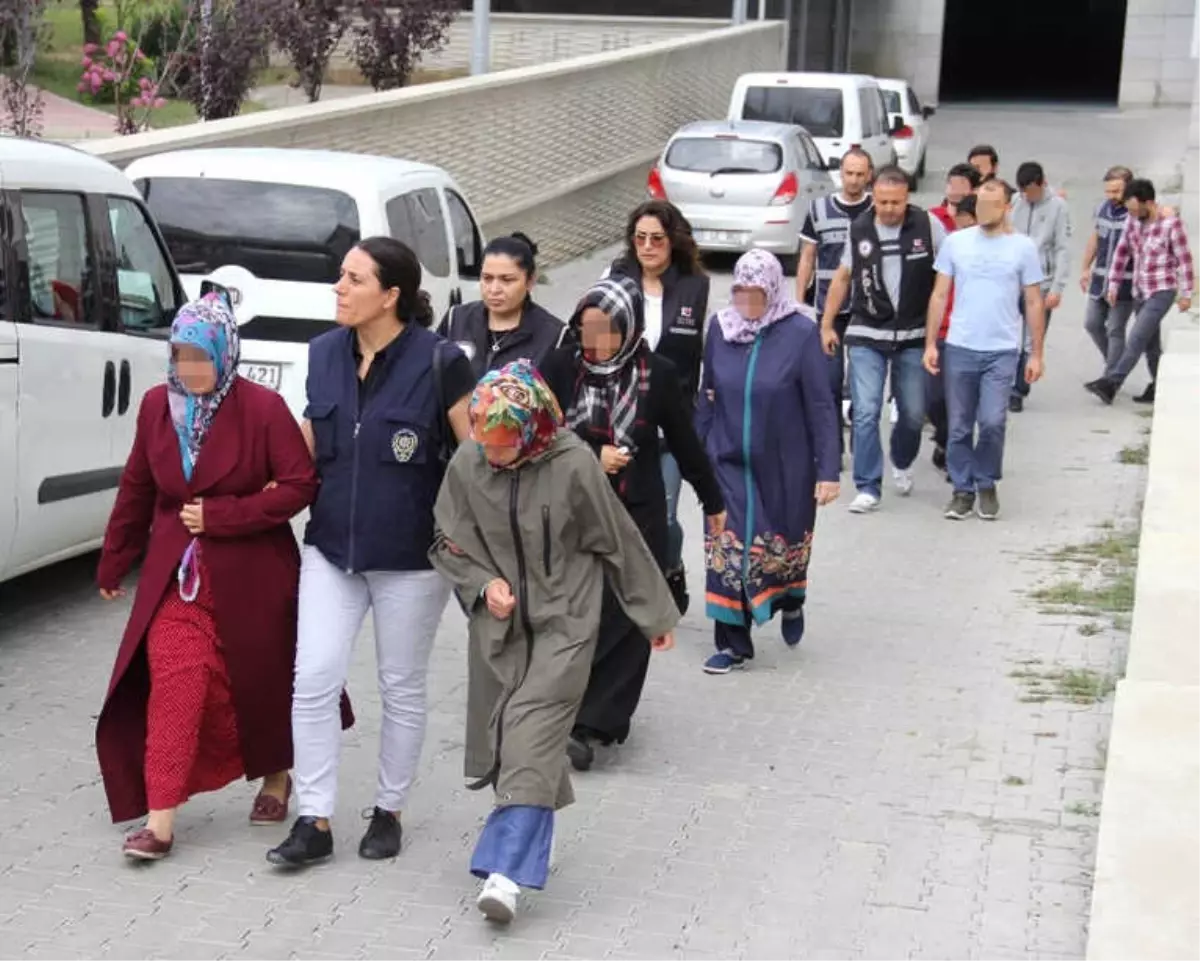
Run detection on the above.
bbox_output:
[847,345,926,498]
[944,344,1020,493]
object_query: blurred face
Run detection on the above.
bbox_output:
[953,210,977,230]
[945,174,974,205]
[1104,178,1127,206]
[975,185,1008,229]
[873,180,909,227]
[480,441,522,466]
[333,247,396,328]
[580,307,623,362]
[840,155,871,198]
[1126,196,1151,220]
[632,215,671,274]
[969,153,996,178]
[732,286,768,321]
[1020,180,1045,203]
[172,343,217,395]
[480,253,532,315]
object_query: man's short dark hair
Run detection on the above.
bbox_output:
[1124,178,1156,203]
[968,144,999,165]
[982,179,1016,203]
[947,162,982,189]
[956,194,977,219]
[1104,165,1134,184]
[841,146,874,170]
[1016,162,1045,188]
[874,165,910,189]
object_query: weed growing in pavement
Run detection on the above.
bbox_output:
[1078,622,1103,636]
[1135,409,1154,419]
[1118,442,1149,465]
[1003,775,1026,786]
[1009,665,1117,705]
[1033,524,1139,629]
[1066,801,1100,817]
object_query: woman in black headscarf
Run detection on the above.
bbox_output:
[541,276,724,770]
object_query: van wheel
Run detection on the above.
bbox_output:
[917,152,926,180]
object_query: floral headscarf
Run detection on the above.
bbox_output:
[716,248,811,344]
[470,359,564,470]
[167,293,241,482]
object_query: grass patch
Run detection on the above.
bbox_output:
[1066,801,1100,817]
[1078,622,1103,636]
[1003,775,1026,786]
[1033,731,1059,738]
[1118,442,1149,465]
[1136,409,1154,419]
[1011,664,1117,705]
[1034,523,1139,631]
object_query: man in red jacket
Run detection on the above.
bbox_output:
[926,165,981,472]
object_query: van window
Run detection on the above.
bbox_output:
[138,178,360,286]
[666,137,782,174]
[858,89,882,137]
[445,190,481,280]
[907,87,923,115]
[20,192,95,328]
[106,196,178,331]
[386,188,450,278]
[741,86,843,138]
[882,89,903,115]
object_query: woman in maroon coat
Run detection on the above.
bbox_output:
[96,293,319,860]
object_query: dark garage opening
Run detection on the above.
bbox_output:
[939,0,1128,103]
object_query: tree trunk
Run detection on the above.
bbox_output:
[81,0,102,46]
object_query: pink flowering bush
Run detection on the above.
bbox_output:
[78,30,164,134]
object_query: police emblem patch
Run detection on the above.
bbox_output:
[391,428,419,463]
[858,239,874,257]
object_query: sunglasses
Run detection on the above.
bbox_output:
[633,232,669,248]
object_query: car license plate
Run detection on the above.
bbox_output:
[695,229,743,245]
[239,361,282,391]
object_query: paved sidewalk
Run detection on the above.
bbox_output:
[0,104,1186,960]
[34,87,117,141]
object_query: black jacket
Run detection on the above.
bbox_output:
[541,348,723,563]
[437,299,572,382]
[607,257,710,406]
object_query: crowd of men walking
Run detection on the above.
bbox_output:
[89,136,1193,929]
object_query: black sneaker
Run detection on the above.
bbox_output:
[976,487,1000,521]
[666,568,689,616]
[566,733,594,772]
[1133,382,1156,404]
[1008,395,1024,413]
[1085,378,1117,405]
[931,445,947,472]
[358,807,401,860]
[944,492,975,520]
[266,816,333,867]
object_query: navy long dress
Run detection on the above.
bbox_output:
[695,312,840,656]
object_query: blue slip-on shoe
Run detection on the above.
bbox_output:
[782,609,805,648]
[703,651,746,675]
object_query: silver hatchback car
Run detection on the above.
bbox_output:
[648,119,835,264]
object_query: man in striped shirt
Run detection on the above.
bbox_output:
[1085,178,1194,405]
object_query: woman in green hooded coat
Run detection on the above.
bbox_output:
[430,359,679,925]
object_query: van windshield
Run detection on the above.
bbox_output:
[741,86,843,138]
[665,137,782,174]
[137,177,360,286]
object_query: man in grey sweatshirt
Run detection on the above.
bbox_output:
[1009,161,1071,411]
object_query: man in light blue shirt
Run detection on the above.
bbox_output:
[924,179,1046,522]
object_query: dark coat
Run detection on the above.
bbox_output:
[437,299,572,382]
[94,379,348,823]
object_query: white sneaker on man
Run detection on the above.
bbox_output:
[892,467,914,496]
[848,492,880,513]
[477,873,519,924]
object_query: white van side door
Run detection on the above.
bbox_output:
[0,318,17,582]
[384,183,457,323]
[7,188,122,577]
[101,193,181,463]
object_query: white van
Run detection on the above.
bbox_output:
[728,72,898,182]
[0,137,185,584]
[126,149,486,420]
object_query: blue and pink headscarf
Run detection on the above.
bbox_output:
[167,293,240,482]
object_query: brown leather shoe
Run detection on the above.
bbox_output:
[123,828,173,860]
[250,775,292,825]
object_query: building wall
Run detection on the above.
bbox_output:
[86,22,787,267]
[1118,0,1200,106]
[848,0,945,105]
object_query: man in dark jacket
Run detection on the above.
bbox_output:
[819,166,946,514]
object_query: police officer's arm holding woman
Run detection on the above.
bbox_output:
[269,237,476,869]
[436,232,572,382]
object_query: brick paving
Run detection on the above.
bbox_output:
[0,104,1189,959]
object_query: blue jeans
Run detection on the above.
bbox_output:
[944,344,1020,493]
[660,451,683,572]
[847,345,926,499]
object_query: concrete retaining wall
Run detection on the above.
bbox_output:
[81,21,786,267]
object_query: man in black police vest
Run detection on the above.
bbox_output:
[820,166,946,514]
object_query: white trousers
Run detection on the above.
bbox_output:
[293,545,450,818]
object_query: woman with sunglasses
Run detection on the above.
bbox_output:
[604,201,710,616]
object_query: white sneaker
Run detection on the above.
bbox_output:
[477,873,519,924]
[848,492,880,513]
[889,399,899,424]
[892,467,914,496]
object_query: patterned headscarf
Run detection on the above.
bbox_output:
[565,276,650,452]
[716,249,811,344]
[167,293,241,482]
[470,360,564,470]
